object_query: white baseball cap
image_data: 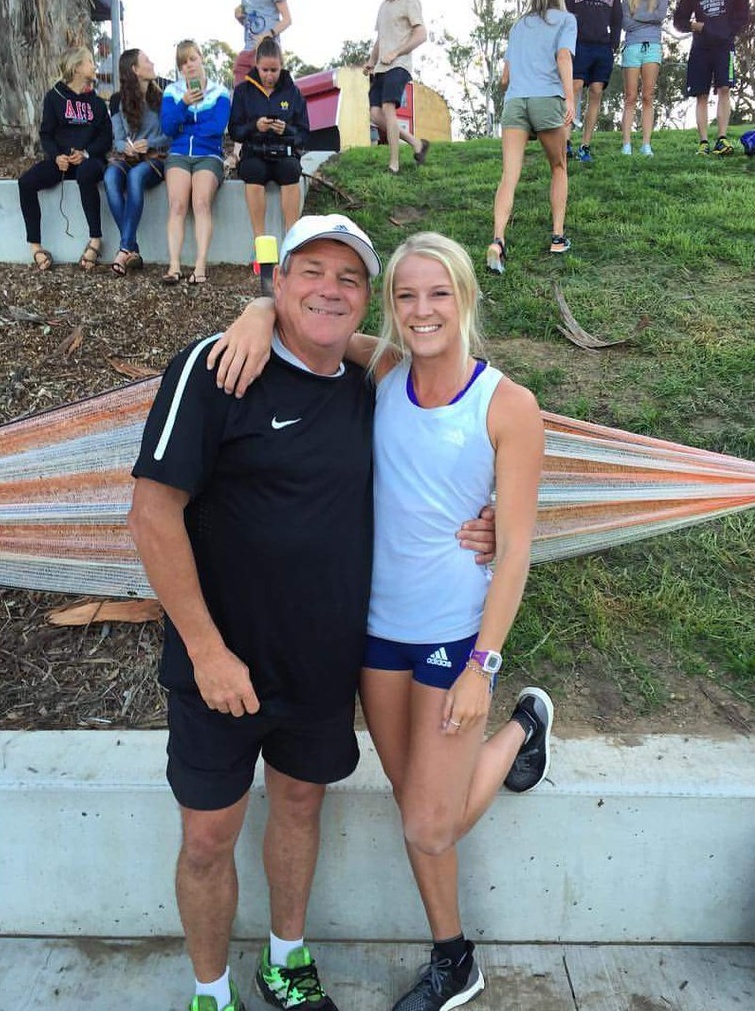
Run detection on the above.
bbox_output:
[279,214,382,278]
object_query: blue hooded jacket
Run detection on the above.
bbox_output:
[161,78,231,159]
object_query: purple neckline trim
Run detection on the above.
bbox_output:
[406,358,486,407]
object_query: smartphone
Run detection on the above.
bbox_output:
[188,77,201,92]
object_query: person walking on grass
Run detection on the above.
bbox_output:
[363,0,431,175]
[673,0,751,156]
[487,0,577,273]
[566,0,623,161]
[620,0,669,156]
[129,214,497,1011]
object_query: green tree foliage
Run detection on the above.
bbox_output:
[334,39,373,67]
[440,0,514,138]
[200,39,236,91]
[732,19,755,124]
[284,53,322,78]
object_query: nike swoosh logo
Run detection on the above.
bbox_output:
[271,416,302,430]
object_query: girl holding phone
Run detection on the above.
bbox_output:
[160,40,231,285]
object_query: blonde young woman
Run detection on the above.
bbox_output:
[209,232,554,1011]
[487,0,577,272]
[620,0,668,156]
[160,41,231,285]
[18,47,112,271]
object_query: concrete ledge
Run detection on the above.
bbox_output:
[1,730,754,943]
[0,152,332,265]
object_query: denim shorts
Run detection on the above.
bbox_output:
[363,632,478,689]
[622,42,663,69]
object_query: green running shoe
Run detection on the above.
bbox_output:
[256,945,339,1009]
[188,979,246,1011]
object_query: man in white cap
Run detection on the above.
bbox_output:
[129,214,381,1011]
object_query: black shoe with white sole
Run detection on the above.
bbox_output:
[391,941,484,1011]
[504,687,554,793]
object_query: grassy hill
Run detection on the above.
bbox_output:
[306,126,755,720]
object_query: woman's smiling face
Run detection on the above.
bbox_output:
[392,254,461,360]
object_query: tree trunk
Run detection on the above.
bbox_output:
[0,0,94,153]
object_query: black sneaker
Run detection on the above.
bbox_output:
[503,687,554,793]
[391,942,484,1011]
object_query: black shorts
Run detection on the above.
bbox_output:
[369,68,411,109]
[685,44,736,96]
[166,689,359,810]
[237,155,302,187]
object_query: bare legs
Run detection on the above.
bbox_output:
[489,127,529,257]
[581,81,604,148]
[165,166,219,279]
[488,125,567,260]
[622,63,660,149]
[716,87,731,139]
[263,765,326,940]
[165,167,191,277]
[244,184,267,241]
[177,766,325,986]
[370,103,423,172]
[177,796,249,982]
[191,171,220,281]
[538,128,569,237]
[360,669,525,941]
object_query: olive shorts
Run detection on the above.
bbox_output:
[501,96,566,133]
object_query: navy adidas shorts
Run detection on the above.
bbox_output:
[363,632,478,689]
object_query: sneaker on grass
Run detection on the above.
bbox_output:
[504,687,554,793]
[391,942,484,1011]
[712,136,734,156]
[621,142,632,155]
[256,945,338,1009]
[639,144,654,157]
[576,144,593,162]
[189,980,246,1011]
[697,140,711,156]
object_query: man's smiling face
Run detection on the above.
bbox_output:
[274,240,371,373]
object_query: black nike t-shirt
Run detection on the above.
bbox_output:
[132,335,374,716]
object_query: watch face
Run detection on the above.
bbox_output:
[483,652,502,674]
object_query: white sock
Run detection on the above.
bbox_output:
[270,931,305,966]
[195,966,231,1009]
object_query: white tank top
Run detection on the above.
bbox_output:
[368,359,503,643]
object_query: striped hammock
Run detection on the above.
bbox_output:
[1,377,754,599]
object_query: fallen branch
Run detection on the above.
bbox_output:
[47,599,163,626]
[107,356,162,380]
[303,171,359,207]
[553,282,629,350]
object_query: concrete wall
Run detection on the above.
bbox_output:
[0,152,332,266]
[1,730,753,943]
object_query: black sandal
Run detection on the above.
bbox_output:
[161,270,182,286]
[486,238,506,274]
[33,248,53,272]
[111,250,131,277]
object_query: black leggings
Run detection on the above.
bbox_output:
[18,157,106,244]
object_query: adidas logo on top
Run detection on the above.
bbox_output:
[426,647,452,668]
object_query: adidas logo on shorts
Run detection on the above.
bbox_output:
[426,647,453,668]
